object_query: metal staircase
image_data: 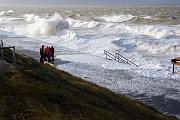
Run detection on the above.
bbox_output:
[104,50,138,67]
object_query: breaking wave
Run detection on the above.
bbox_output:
[67,18,99,28]
[17,13,69,36]
[0,10,15,16]
[98,14,135,23]
[24,14,40,22]
[95,14,178,24]
[122,25,180,39]
[132,39,179,54]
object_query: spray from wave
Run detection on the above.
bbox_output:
[17,13,69,36]
[24,14,40,22]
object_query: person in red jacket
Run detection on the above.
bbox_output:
[44,46,49,61]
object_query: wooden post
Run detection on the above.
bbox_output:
[12,46,16,68]
[172,64,175,74]
[0,40,3,62]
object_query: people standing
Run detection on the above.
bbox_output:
[40,45,44,63]
[40,45,55,64]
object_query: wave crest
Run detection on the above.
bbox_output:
[18,13,69,36]
[67,18,99,28]
[98,14,135,23]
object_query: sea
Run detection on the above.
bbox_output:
[0,6,180,118]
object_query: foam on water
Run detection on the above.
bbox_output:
[122,25,180,39]
[67,18,99,28]
[140,15,153,20]
[24,14,40,22]
[98,14,135,23]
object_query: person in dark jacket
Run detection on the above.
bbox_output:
[40,45,44,63]
[50,46,55,62]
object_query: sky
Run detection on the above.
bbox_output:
[0,0,179,6]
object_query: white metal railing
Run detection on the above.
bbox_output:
[104,50,138,67]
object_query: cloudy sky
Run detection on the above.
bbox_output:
[0,0,179,6]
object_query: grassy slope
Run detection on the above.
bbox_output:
[0,49,177,120]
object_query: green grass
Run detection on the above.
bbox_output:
[0,49,177,120]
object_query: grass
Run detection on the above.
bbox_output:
[0,49,177,120]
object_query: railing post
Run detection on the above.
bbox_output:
[0,40,4,62]
[12,46,16,68]
[115,53,117,61]
[104,50,107,59]
[117,54,119,62]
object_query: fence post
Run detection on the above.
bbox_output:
[0,40,4,62]
[13,46,16,68]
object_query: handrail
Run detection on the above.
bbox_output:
[104,50,128,64]
[115,53,129,64]
[0,40,16,68]
[104,50,122,63]
[115,53,138,67]
[104,50,138,67]
[1,40,12,47]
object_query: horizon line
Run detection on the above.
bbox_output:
[0,4,179,7]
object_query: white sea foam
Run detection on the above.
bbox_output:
[24,14,40,22]
[140,15,153,19]
[123,25,180,39]
[129,38,179,54]
[0,9,15,16]
[67,18,99,28]
[0,17,23,23]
